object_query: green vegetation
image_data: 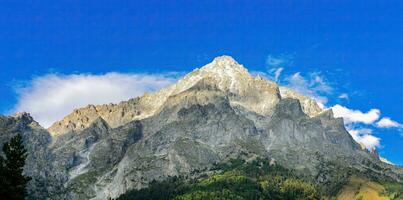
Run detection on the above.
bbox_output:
[381,181,403,200]
[117,158,321,200]
[334,176,403,200]
[0,134,31,200]
[68,170,100,194]
[313,152,353,196]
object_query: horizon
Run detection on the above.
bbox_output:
[0,1,402,165]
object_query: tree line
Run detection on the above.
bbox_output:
[118,158,321,200]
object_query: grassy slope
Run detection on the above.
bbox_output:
[335,176,403,200]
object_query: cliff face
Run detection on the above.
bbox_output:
[0,113,67,199]
[1,56,401,199]
[48,56,319,135]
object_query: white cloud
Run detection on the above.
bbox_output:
[12,72,178,128]
[273,68,283,82]
[265,54,292,83]
[311,73,332,94]
[262,54,399,154]
[332,104,380,125]
[265,54,334,107]
[338,93,349,100]
[265,54,294,67]
[285,72,332,105]
[331,105,401,151]
[266,55,285,67]
[347,128,380,150]
[267,67,284,82]
[376,117,403,128]
[255,67,284,83]
[358,134,381,150]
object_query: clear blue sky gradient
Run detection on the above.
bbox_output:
[0,0,402,164]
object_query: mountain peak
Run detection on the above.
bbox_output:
[211,55,239,65]
[194,55,250,90]
[48,56,325,135]
[12,112,35,123]
[204,55,245,73]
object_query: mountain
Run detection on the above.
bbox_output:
[0,113,65,198]
[0,56,402,199]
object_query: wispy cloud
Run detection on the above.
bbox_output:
[266,54,294,68]
[376,117,403,128]
[12,72,178,128]
[338,93,349,101]
[284,72,332,106]
[263,54,339,108]
[269,67,284,82]
[262,53,401,151]
[264,53,295,83]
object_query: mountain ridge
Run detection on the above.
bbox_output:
[48,55,322,136]
[0,55,401,199]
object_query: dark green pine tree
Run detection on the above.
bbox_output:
[0,134,31,200]
[0,154,8,197]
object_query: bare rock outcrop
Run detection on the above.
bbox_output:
[1,56,401,199]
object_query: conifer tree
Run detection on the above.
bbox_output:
[0,134,31,200]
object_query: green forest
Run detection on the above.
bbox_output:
[117,158,321,200]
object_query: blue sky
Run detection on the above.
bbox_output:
[0,0,402,164]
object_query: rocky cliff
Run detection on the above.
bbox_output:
[0,56,401,199]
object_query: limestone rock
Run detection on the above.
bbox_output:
[279,86,323,117]
[1,56,401,199]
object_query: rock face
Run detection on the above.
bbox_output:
[48,56,281,135]
[1,56,401,199]
[279,86,323,117]
[0,113,67,199]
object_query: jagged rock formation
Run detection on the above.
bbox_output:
[0,56,401,199]
[0,113,67,199]
[279,86,323,117]
[48,56,281,135]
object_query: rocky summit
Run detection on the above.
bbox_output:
[0,56,402,199]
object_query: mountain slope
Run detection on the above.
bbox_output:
[48,56,316,135]
[117,158,321,200]
[0,56,401,199]
[0,113,67,199]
